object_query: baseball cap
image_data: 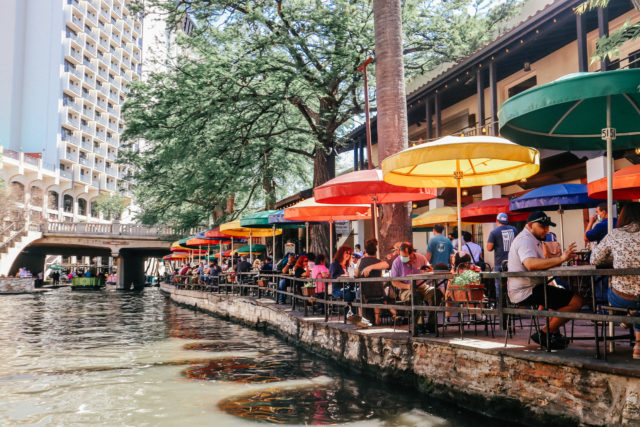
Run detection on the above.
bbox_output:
[526,211,556,227]
[496,213,508,224]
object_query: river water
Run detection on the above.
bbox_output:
[0,288,504,426]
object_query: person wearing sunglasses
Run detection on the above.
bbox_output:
[508,211,583,350]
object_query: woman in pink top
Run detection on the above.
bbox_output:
[311,254,330,306]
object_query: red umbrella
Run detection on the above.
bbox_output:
[461,197,529,223]
[314,169,437,241]
[204,227,233,240]
[587,164,640,200]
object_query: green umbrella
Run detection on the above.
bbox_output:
[499,69,640,233]
[234,244,266,255]
[240,210,304,259]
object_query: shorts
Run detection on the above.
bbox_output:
[519,284,574,310]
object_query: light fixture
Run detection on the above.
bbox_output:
[520,178,527,183]
[412,203,418,209]
[462,190,468,196]
[635,147,640,155]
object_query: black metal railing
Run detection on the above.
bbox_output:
[165,268,640,360]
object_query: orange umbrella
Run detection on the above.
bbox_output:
[587,164,640,200]
[284,197,370,260]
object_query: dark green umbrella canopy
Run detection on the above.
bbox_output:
[499,69,640,150]
[240,210,279,228]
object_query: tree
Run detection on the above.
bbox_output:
[574,0,640,62]
[374,0,411,258]
[123,0,521,256]
[94,193,129,221]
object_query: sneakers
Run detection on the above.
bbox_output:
[530,331,569,350]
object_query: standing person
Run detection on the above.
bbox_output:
[356,239,390,325]
[278,254,296,303]
[507,211,583,350]
[487,212,518,299]
[426,224,455,268]
[330,246,355,317]
[591,202,640,359]
[354,244,363,258]
[461,231,484,267]
[311,254,330,308]
[585,202,617,245]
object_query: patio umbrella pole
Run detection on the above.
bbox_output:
[231,237,234,265]
[305,222,309,253]
[249,230,253,262]
[272,225,276,261]
[329,220,334,262]
[558,207,565,251]
[371,197,379,252]
[606,95,614,235]
[455,160,463,252]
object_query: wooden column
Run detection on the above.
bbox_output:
[425,96,432,141]
[576,13,588,72]
[598,7,610,71]
[434,92,442,137]
[489,61,498,135]
[353,140,359,171]
[359,141,366,169]
[476,68,485,133]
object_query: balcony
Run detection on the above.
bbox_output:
[132,47,140,62]
[65,29,82,45]
[82,58,97,72]
[84,42,97,57]
[81,106,94,120]
[83,89,97,104]
[79,173,91,184]
[94,162,105,172]
[64,8,83,32]
[61,131,80,146]
[97,66,108,81]
[96,83,109,97]
[108,90,118,103]
[95,97,107,111]
[94,145,105,156]
[78,156,91,166]
[60,169,73,180]
[107,104,119,117]
[105,166,116,176]
[99,36,109,50]
[106,181,116,191]
[85,10,97,26]
[106,135,118,146]
[62,80,81,98]
[91,178,100,188]
[107,151,116,161]
[94,127,106,142]
[83,70,96,86]
[95,115,107,127]
[63,97,81,113]
[65,151,78,162]
[81,140,92,151]
[110,61,119,74]
[107,121,118,132]
[63,40,82,64]
[109,78,121,92]
[60,109,80,130]
[81,122,95,136]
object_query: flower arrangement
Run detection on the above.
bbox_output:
[451,269,481,287]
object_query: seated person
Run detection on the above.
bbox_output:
[356,238,390,325]
[330,246,355,317]
[311,254,330,308]
[390,242,438,332]
[508,211,583,350]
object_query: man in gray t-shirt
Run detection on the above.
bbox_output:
[507,211,582,350]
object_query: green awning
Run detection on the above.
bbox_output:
[234,244,266,254]
[240,210,279,228]
[499,69,640,150]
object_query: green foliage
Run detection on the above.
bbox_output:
[93,193,129,219]
[574,0,640,63]
[122,0,521,228]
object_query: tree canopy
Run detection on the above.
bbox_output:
[121,0,521,231]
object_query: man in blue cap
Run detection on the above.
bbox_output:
[487,212,518,300]
[507,211,583,350]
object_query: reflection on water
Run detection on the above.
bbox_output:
[0,288,507,426]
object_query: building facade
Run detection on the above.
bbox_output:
[0,0,141,224]
[346,0,640,260]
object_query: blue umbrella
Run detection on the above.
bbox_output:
[510,183,599,248]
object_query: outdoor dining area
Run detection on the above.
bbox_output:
[164,69,640,363]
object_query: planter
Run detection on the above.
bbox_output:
[257,279,269,288]
[447,281,485,302]
[302,287,316,297]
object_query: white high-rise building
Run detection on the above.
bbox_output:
[0,0,142,223]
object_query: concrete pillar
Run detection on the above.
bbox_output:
[429,198,444,210]
[481,185,503,267]
[354,220,366,249]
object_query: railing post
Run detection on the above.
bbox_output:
[410,279,416,337]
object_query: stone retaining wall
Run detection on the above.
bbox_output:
[162,283,640,426]
[0,278,35,293]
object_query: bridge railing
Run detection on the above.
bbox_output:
[41,220,184,238]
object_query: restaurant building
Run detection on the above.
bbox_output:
[346,0,640,262]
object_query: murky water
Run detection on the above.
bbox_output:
[0,288,505,426]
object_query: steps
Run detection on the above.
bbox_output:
[0,229,43,275]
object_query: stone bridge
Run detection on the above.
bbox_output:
[1,221,182,289]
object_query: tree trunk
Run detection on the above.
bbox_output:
[374,0,412,258]
[309,145,335,259]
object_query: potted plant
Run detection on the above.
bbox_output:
[448,269,484,302]
[302,282,316,297]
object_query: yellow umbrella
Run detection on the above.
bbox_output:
[413,207,467,227]
[220,220,282,261]
[382,135,539,250]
